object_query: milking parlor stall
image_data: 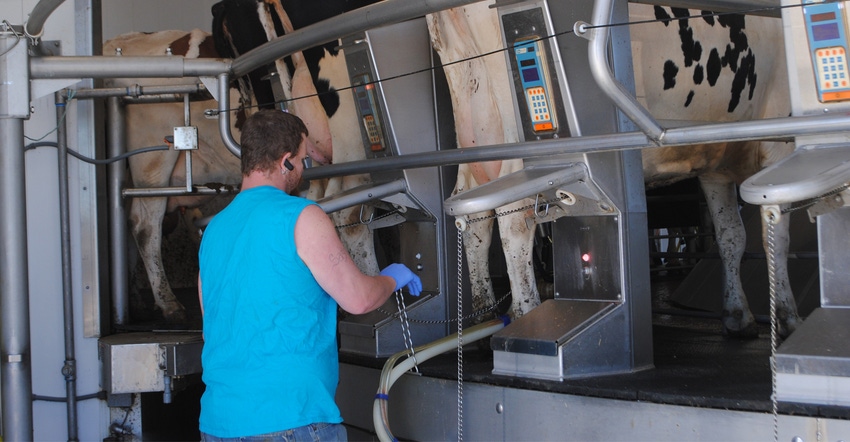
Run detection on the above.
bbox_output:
[4,0,850,439]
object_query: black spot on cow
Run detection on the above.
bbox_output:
[669,7,702,68]
[728,49,757,112]
[654,5,673,26]
[693,64,704,85]
[706,48,721,86]
[701,11,715,27]
[212,0,278,109]
[684,90,695,107]
[663,60,679,90]
[212,0,375,119]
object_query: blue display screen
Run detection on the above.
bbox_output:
[813,22,840,41]
[522,68,540,83]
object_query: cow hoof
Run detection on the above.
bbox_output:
[722,322,759,339]
[162,306,188,323]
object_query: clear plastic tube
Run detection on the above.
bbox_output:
[373,318,508,442]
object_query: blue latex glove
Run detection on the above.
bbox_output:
[380,263,423,296]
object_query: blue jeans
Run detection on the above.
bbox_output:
[201,423,348,442]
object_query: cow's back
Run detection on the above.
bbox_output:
[630,4,792,187]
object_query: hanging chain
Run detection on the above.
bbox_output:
[395,290,420,373]
[334,207,400,230]
[763,206,781,442]
[456,227,464,442]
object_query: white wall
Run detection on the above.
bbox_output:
[102,0,220,41]
[1,0,220,439]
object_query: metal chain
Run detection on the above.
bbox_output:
[781,184,849,215]
[375,291,511,324]
[456,227,464,442]
[464,194,565,225]
[764,207,781,442]
[395,290,420,373]
[335,207,400,230]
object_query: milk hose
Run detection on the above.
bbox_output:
[373,317,509,442]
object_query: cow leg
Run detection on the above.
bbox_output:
[462,212,497,319]
[699,176,757,338]
[497,202,540,318]
[760,208,799,338]
[327,175,380,276]
[128,197,187,322]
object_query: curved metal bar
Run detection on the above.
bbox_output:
[231,0,483,77]
[24,0,65,38]
[217,73,242,158]
[578,0,665,142]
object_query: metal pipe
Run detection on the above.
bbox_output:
[71,83,207,100]
[231,0,485,77]
[578,0,665,142]
[122,186,239,199]
[30,56,230,80]
[0,116,34,441]
[302,112,850,181]
[107,97,129,326]
[316,179,407,214]
[217,73,242,157]
[24,0,65,38]
[184,94,194,192]
[55,92,79,442]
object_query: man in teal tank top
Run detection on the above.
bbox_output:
[198,110,422,440]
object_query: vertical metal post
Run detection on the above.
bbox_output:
[107,96,129,326]
[55,92,79,441]
[183,94,193,192]
[0,26,34,442]
[0,117,34,441]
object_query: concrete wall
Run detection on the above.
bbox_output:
[0,0,219,439]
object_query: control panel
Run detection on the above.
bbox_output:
[499,1,577,141]
[804,0,850,102]
[514,39,558,133]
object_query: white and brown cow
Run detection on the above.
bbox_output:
[428,2,798,337]
[104,30,244,322]
[105,0,377,321]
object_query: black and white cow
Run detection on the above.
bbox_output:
[114,1,799,339]
[428,2,797,337]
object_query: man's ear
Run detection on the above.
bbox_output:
[281,154,294,171]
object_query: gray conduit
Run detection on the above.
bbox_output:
[55,92,79,442]
[23,0,64,39]
[0,116,34,442]
[107,96,129,327]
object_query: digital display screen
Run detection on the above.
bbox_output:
[522,68,540,83]
[520,58,536,67]
[811,11,836,23]
[813,22,841,41]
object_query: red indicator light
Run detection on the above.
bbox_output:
[581,253,591,263]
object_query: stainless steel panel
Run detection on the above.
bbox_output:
[819,207,850,306]
[491,299,615,356]
[0,26,30,118]
[99,332,203,394]
[338,363,850,441]
[553,216,621,302]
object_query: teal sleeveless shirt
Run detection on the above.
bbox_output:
[198,186,341,437]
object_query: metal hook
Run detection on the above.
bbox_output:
[534,194,550,218]
[359,204,375,225]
